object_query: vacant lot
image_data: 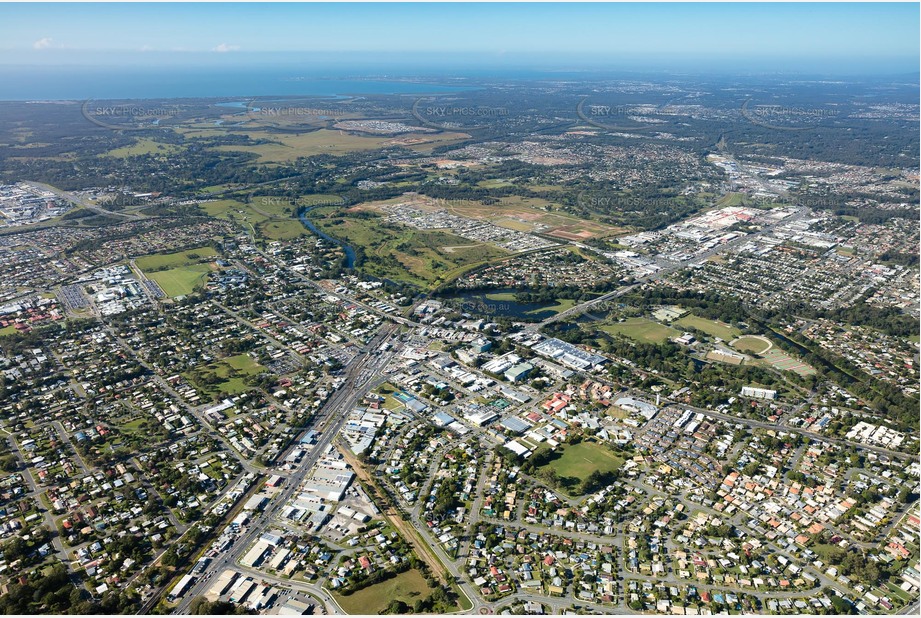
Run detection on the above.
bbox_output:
[602,317,679,344]
[332,569,433,614]
[674,314,740,341]
[525,298,577,317]
[541,441,624,489]
[185,354,264,396]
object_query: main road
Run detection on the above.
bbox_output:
[171,323,400,614]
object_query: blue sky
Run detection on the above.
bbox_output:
[1,3,918,73]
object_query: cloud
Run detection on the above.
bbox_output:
[212,43,240,53]
[33,37,54,50]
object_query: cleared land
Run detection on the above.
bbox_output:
[332,569,432,615]
[525,298,577,316]
[601,317,679,344]
[358,193,624,240]
[376,383,407,412]
[256,220,308,240]
[674,314,741,341]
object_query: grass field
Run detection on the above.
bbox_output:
[375,383,407,411]
[216,130,391,161]
[200,195,336,240]
[146,264,212,297]
[601,317,679,344]
[135,246,217,270]
[526,298,577,316]
[477,179,515,188]
[310,210,509,288]
[539,441,625,495]
[332,569,433,615]
[256,220,309,240]
[212,129,467,163]
[136,246,218,297]
[732,335,773,355]
[106,138,182,158]
[186,353,264,395]
[674,314,741,341]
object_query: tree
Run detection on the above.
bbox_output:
[0,454,19,472]
[384,600,408,614]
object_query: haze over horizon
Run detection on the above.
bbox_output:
[1,2,918,76]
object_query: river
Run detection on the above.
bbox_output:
[298,207,357,268]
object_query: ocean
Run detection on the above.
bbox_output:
[0,66,471,101]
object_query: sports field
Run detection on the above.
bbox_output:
[602,317,679,344]
[146,264,212,297]
[731,335,773,355]
[758,349,816,376]
[674,314,740,340]
[135,246,217,271]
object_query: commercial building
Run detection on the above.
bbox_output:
[505,362,534,383]
[740,386,777,400]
